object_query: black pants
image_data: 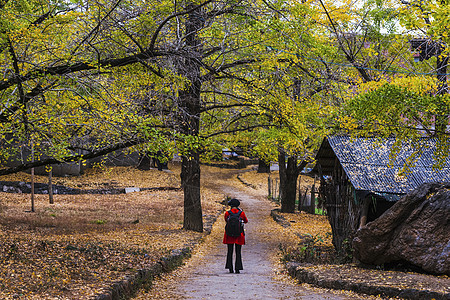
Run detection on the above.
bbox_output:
[225,243,243,271]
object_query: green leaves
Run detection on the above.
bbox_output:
[343,77,449,141]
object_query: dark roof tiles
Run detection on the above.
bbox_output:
[317,136,450,194]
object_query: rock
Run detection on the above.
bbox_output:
[353,182,450,275]
[270,209,291,228]
[125,187,140,193]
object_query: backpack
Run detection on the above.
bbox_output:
[225,210,243,237]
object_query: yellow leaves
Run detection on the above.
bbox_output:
[391,77,438,96]
[339,115,358,132]
[357,80,385,94]
[356,76,439,99]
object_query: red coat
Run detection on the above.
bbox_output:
[223,208,248,245]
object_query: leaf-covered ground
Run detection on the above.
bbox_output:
[1,166,448,299]
[0,164,223,299]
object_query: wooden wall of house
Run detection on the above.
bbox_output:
[318,160,362,256]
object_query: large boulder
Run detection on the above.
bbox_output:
[353,182,450,275]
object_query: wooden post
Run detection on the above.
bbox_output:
[310,176,316,214]
[268,175,271,198]
[31,144,35,212]
[78,149,82,173]
[278,179,281,199]
[48,167,54,204]
[298,187,302,212]
[359,197,371,228]
[297,176,302,212]
[275,179,278,200]
[271,178,274,200]
[302,188,308,212]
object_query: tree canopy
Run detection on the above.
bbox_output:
[0,0,448,229]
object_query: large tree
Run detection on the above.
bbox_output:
[0,0,294,231]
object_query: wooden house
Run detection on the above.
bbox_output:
[314,136,450,252]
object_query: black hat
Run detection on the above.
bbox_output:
[228,198,240,207]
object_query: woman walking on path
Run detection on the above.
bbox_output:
[223,198,248,273]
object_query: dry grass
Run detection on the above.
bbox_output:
[0,165,180,189]
[278,212,333,245]
[3,165,447,300]
[0,163,224,299]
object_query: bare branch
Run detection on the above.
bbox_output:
[149,0,214,52]
[200,58,257,82]
[0,49,168,91]
[69,0,125,58]
[0,139,146,176]
[203,124,275,139]
[318,0,372,82]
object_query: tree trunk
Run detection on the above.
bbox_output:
[257,159,270,173]
[31,167,35,212]
[278,150,300,213]
[279,149,309,213]
[48,167,54,204]
[137,152,151,170]
[31,144,35,212]
[278,149,286,200]
[181,153,203,232]
[179,3,204,232]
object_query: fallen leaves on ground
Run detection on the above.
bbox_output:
[2,167,448,299]
[0,164,223,299]
[296,264,450,295]
[238,170,315,196]
[0,166,180,190]
[135,168,382,300]
[278,211,332,245]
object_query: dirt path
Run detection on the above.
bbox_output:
[133,171,376,300]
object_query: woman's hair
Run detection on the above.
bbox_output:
[228,198,240,207]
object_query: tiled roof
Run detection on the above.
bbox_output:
[315,136,450,194]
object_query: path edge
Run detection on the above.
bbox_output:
[286,262,449,300]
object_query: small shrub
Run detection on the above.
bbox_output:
[280,233,336,264]
[337,238,354,263]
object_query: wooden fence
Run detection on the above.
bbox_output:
[268,175,322,214]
